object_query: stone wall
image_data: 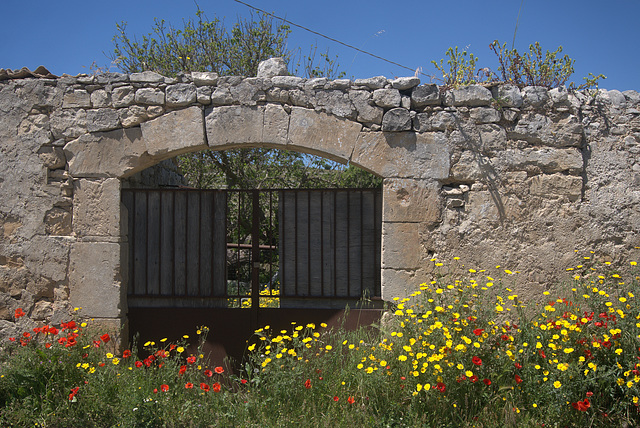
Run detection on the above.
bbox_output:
[1,58,639,339]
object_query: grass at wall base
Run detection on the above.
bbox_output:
[2,253,640,427]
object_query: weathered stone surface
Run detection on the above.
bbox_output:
[118,105,148,128]
[50,109,87,139]
[373,88,401,108]
[470,107,501,123]
[210,87,235,106]
[497,147,584,175]
[316,90,355,119]
[72,178,121,237]
[64,127,151,178]
[86,108,121,132]
[95,73,128,84]
[382,222,422,269]
[383,179,441,224]
[529,174,583,200]
[130,71,164,83]
[449,85,493,107]
[478,123,508,155]
[112,85,135,108]
[230,80,265,106]
[69,242,124,318]
[44,207,72,235]
[38,146,66,169]
[166,83,197,107]
[509,112,583,147]
[522,86,549,108]
[141,106,206,157]
[352,132,450,179]
[411,84,440,107]
[90,89,110,108]
[272,76,304,89]
[257,57,288,78]
[382,108,412,131]
[63,89,91,108]
[491,84,523,108]
[354,76,387,89]
[325,79,350,90]
[135,88,165,105]
[205,105,264,148]
[413,111,457,132]
[196,86,212,104]
[191,71,218,86]
[391,77,420,90]
[349,90,383,124]
[263,103,289,146]
[288,107,362,163]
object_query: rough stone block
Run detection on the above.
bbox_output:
[349,90,383,124]
[86,108,121,132]
[135,88,165,105]
[382,222,422,270]
[141,106,206,157]
[263,103,289,147]
[63,90,91,108]
[382,108,412,131]
[50,109,87,139]
[522,86,549,108]
[73,178,121,237]
[351,132,450,179]
[381,268,416,300]
[38,146,66,169]
[130,71,164,83]
[90,89,111,108]
[470,107,501,123]
[206,105,264,148]
[166,83,197,107]
[391,77,420,90]
[191,71,219,86]
[383,179,441,224]
[529,174,583,201]
[449,85,493,107]
[112,86,135,107]
[411,84,440,108]
[64,127,151,178]
[491,84,523,108]
[44,207,72,235]
[69,242,124,318]
[373,89,401,108]
[288,107,362,163]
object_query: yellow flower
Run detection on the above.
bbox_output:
[106,353,114,359]
[553,381,562,389]
[112,358,120,365]
[177,346,185,353]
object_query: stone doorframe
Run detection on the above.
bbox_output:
[66,104,447,330]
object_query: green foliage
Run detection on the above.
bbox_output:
[431,46,490,88]
[490,40,575,88]
[111,7,291,77]
[433,40,605,91]
[3,253,640,426]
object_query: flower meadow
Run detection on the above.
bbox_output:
[2,253,640,427]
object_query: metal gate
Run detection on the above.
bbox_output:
[121,188,383,367]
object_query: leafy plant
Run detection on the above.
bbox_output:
[431,46,492,88]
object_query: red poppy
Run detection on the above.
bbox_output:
[241,379,248,384]
[160,384,169,392]
[212,382,221,392]
[483,378,491,386]
[214,366,224,374]
[23,332,31,338]
[68,386,80,401]
[153,388,158,394]
[539,350,546,359]
[515,375,523,384]
[202,369,212,377]
[200,383,210,392]
[135,361,143,368]
[14,308,26,319]
[49,327,59,335]
[304,379,312,389]
[101,333,110,343]
[122,350,132,358]
[333,396,339,402]
[515,362,522,369]
[586,391,593,397]
[8,337,15,342]
[571,399,590,411]
[472,356,482,366]
[65,338,77,347]
[93,340,101,348]
[186,356,196,364]
[435,382,446,392]
[473,328,484,336]
[470,375,478,383]
[99,362,105,367]
[185,382,194,389]
[45,343,51,348]
[347,396,355,404]
[179,365,187,375]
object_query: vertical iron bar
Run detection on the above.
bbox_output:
[280,190,285,295]
[320,190,324,297]
[184,191,189,297]
[172,191,176,297]
[333,190,337,298]
[197,192,202,297]
[211,191,215,297]
[131,191,136,296]
[159,191,163,296]
[294,191,298,297]
[236,191,241,298]
[251,190,260,328]
[145,191,149,296]
[307,190,311,297]
[269,191,273,291]
[346,190,350,297]
[360,189,364,298]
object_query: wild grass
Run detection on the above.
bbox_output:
[1,253,640,427]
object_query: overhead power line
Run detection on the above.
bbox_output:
[233,0,429,78]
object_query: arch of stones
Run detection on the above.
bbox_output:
[1,58,640,336]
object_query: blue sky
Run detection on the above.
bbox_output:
[1,0,638,91]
